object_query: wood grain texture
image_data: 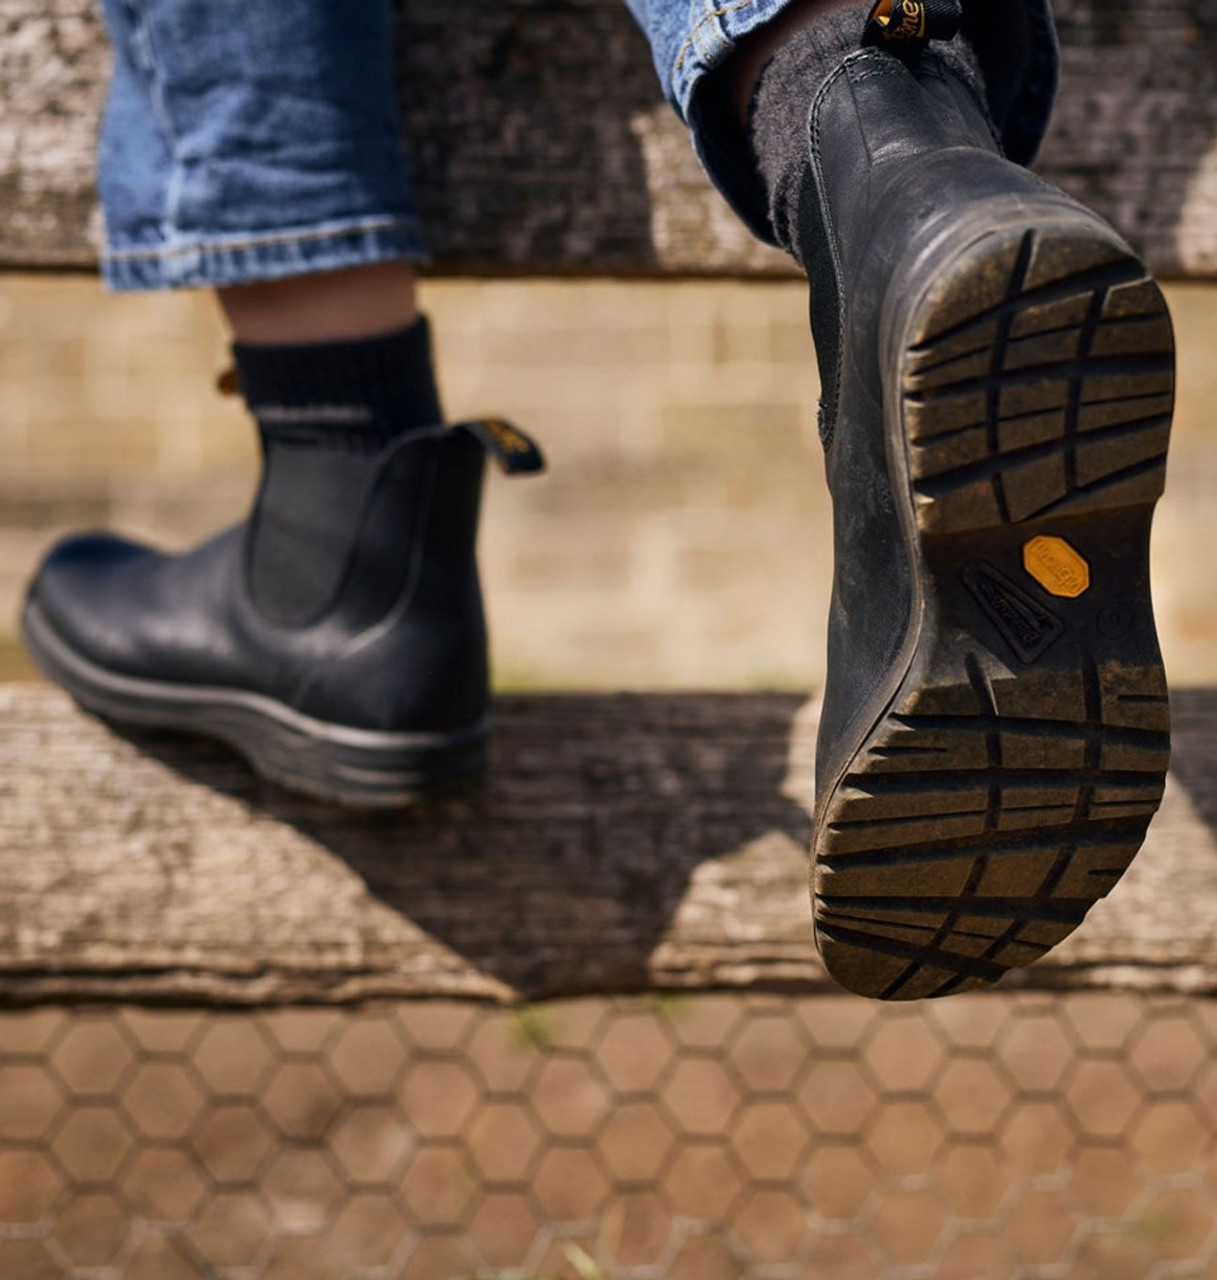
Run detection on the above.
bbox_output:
[3,684,1217,1004]
[4,0,1217,276]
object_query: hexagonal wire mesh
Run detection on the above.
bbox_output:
[1,992,1216,1279]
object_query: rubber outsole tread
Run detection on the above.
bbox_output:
[909,311,1174,381]
[906,256,1146,355]
[906,230,1171,535]
[908,352,1173,403]
[813,220,1173,1000]
[819,814,1156,869]
[912,414,1169,492]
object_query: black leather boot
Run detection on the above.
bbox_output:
[795,25,1174,997]
[22,415,543,806]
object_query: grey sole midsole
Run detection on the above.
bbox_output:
[21,600,489,806]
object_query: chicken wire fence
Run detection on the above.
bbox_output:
[1,991,1216,1280]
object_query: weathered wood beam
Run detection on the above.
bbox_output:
[3,684,1217,1005]
[3,0,1217,276]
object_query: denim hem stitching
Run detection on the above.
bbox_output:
[105,216,423,262]
[673,0,757,74]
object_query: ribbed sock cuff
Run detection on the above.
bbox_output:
[232,316,443,439]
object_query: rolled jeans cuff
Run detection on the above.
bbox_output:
[102,216,429,293]
[95,0,421,293]
[662,0,811,246]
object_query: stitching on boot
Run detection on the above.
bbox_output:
[808,53,876,450]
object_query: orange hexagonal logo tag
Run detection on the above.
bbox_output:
[1022,535,1090,599]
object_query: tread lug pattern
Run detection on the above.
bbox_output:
[905,231,1172,535]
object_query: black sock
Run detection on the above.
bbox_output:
[233,316,443,447]
[232,316,443,625]
[746,2,988,265]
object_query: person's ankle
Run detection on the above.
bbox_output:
[218,261,420,345]
[744,2,988,263]
[727,0,862,125]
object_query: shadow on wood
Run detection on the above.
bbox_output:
[1164,689,1217,843]
[5,685,1217,1003]
[124,693,815,996]
[0,687,820,1003]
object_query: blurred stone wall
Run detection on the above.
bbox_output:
[1,275,1214,687]
[0,276,830,689]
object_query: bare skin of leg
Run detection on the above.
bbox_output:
[218,261,419,344]
[728,0,863,123]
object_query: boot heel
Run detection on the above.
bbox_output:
[239,714,489,808]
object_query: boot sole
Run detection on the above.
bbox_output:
[20,599,488,808]
[813,209,1174,999]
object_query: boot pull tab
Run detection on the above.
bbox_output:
[863,0,962,56]
[455,417,546,475]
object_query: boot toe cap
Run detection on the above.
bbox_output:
[27,532,165,670]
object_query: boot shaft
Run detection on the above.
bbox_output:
[803,48,1053,450]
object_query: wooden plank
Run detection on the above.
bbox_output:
[3,0,1217,276]
[3,683,1217,1004]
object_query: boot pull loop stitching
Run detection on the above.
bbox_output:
[454,418,546,475]
[374,418,547,476]
[862,0,962,57]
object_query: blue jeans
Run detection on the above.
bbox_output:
[98,0,1060,291]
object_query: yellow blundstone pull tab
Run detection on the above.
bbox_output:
[863,0,962,55]
[1023,535,1091,599]
[457,417,546,475]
